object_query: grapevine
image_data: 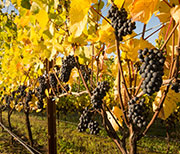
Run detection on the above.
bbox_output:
[0,0,179,154]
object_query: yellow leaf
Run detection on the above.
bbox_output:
[30,2,40,14]
[158,20,178,56]
[36,109,42,112]
[68,33,88,45]
[106,110,122,131]
[156,0,179,23]
[120,38,154,61]
[49,47,57,61]
[170,5,180,24]
[16,104,23,112]
[10,101,15,109]
[114,0,124,9]
[45,89,49,98]
[153,88,179,120]
[37,69,42,76]
[18,11,31,27]
[49,22,54,36]
[112,106,123,126]
[78,57,85,64]
[56,57,62,66]
[130,0,159,24]
[97,19,115,54]
[67,68,79,86]
[69,0,97,37]
[36,9,49,29]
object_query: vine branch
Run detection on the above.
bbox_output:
[116,36,130,127]
[160,21,179,51]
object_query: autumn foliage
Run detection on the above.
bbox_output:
[0,0,180,154]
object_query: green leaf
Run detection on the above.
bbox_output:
[21,0,31,10]
[43,30,53,39]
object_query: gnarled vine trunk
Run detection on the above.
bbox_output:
[129,125,137,154]
[24,109,34,146]
[8,108,14,144]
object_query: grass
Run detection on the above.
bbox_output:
[0,111,180,154]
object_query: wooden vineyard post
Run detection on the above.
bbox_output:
[46,59,57,154]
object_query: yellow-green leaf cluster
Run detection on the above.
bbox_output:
[153,88,179,120]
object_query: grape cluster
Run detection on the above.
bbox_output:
[80,65,91,82]
[78,108,92,132]
[25,90,33,106]
[91,81,110,109]
[38,75,46,85]
[60,55,77,83]
[11,90,17,98]
[49,73,57,88]
[171,80,180,93]
[35,76,48,107]
[107,6,136,41]
[127,97,147,128]
[78,108,100,135]
[138,48,165,96]
[37,100,44,110]
[17,85,27,97]
[88,121,100,135]
[5,95,10,106]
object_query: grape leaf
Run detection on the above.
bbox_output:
[97,19,115,54]
[120,38,154,61]
[30,2,40,14]
[56,57,62,66]
[155,0,179,23]
[112,106,123,126]
[114,0,124,9]
[130,0,159,24]
[170,5,180,24]
[36,9,49,30]
[106,110,122,131]
[153,88,179,120]
[69,0,97,37]
[21,0,31,9]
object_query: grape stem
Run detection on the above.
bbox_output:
[57,91,89,98]
[115,36,130,127]
[162,78,175,86]
[136,91,144,98]
[50,20,68,34]
[127,59,133,95]
[169,20,175,78]
[134,78,144,96]
[48,72,58,98]
[133,65,139,95]
[144,24,165,40]
[95,45,105,84]
[52,70,69,94]
[165,17,173,40]
[90,44,95,88]
[90,6,111,25]
[162,0,172,8]
[23,66,32,85]
[75,56,92,97]
[160,21,179,51]
[141,24,146,39]
[175,20,180,78]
